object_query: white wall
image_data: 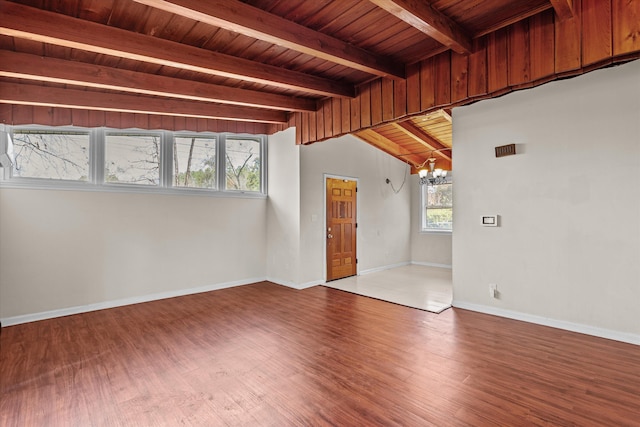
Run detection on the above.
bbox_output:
[0,128,416,323]
[0,189,267,321]
[298,134,412,284]
[452,60,640,343]
[410,176,453,267]
[266,128,302,286]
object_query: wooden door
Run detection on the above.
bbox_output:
[326,178,357,281]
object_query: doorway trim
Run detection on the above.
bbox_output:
[323,173,359,282]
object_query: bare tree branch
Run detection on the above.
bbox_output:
[185,137,196,186]
[13,134,87,174]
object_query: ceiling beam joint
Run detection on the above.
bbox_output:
[549,0,574,21]
[369,0,472,55]
[392,121,452,162]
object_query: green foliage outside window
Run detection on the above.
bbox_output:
[174,136,216,189]
[424,182,452,231]
[225,138,261,192]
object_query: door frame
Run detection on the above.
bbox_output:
[323,173,359,282]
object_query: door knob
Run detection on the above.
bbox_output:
[327,234,333,239]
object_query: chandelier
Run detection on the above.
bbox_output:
[418,157,448,185]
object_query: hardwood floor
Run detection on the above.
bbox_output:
[324,264,452,313]
[1,282,639,426]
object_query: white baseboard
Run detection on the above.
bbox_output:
[265,277,297,289]
[265,277,326,290]
[1,277,264,327]
[298,279,325,289]
[453,300,640,346]
[266,277,325,290]
[359,261,410,276]
[296,280,327,290]
[1,276,329,328]
[411,261,452,269]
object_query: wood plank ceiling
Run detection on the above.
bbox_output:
[0,0,639,172]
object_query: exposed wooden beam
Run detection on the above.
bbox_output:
[439,109,452,123]
[0,82,288,124]
[393,121,452,162]
[0,0,354,98]
[132,0,405,80]
[473,4,553,38]
[356,129,426,168]
[0,51,317,113]
[369,0,472,55]
[549,0,574,21]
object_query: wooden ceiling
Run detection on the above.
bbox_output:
[0,0,638,172]
[356,109,452,172]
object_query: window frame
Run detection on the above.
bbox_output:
[103,130,164,188]
[420,179,453,233]
[3,126,94,189]
[171,133,219,191]
[0,126,267,198]
[222,135,266,194]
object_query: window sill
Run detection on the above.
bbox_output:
[0,179,267,199]
[420,229,452,235]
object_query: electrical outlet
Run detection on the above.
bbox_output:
[489,283,498,298]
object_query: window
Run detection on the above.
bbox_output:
[224,137,262,192]
[2,127,266,196]
[11,130,90,181]
[422,181,453,231]
[105,133,161,186]
[173,136,217,189]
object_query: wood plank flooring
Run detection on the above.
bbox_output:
[1,282,639,426]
